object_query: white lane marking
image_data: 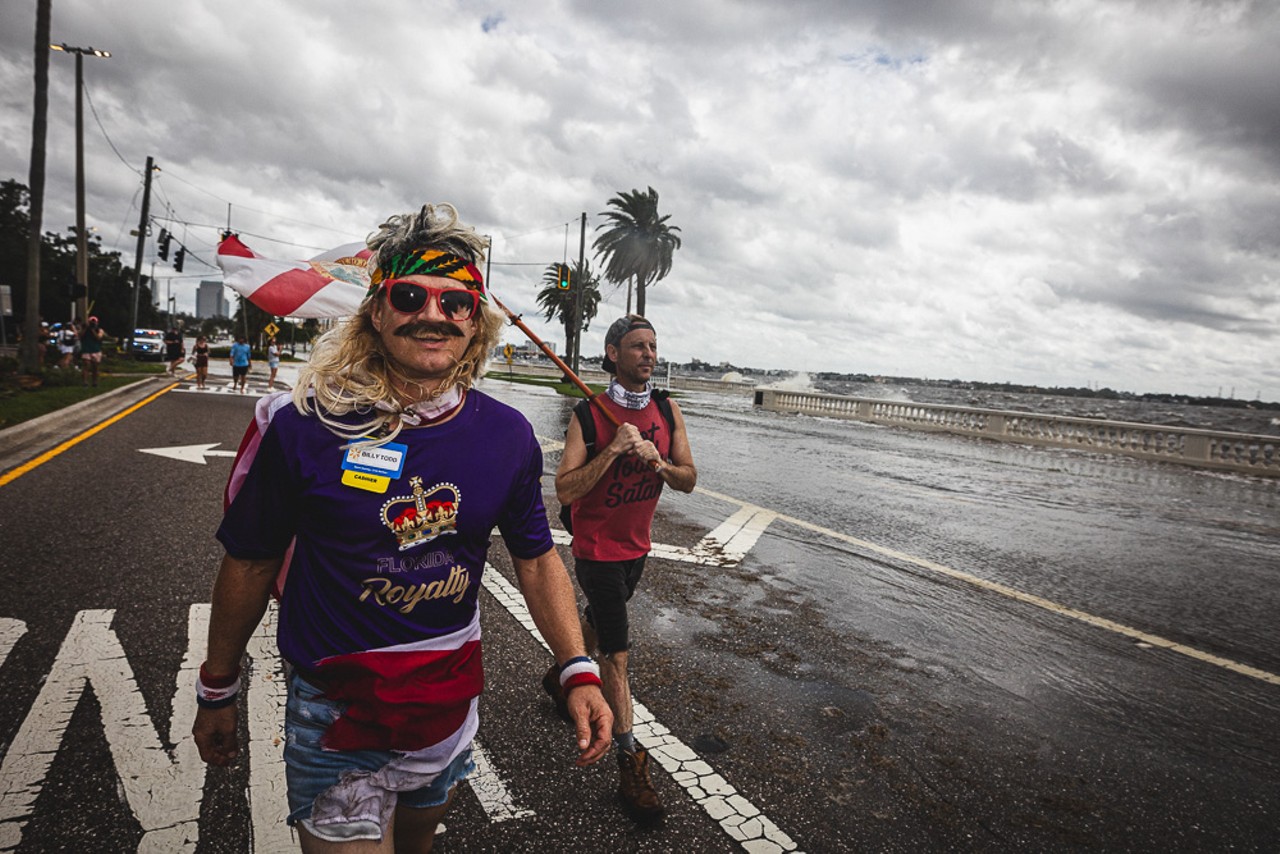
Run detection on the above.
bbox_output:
[481,568,801,853]
[244,604,292,853]
[0,610,204,852]
[138,443,238,465]
[691,504,778,564]
[240,602,532,834]
[548,529,753,568]
[468,742,535,822]
[139,607,205,853]
[694,486,1280,688]
[0,620,25,671]
[172,383,276,396]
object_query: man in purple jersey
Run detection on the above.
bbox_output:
[193,203,612,852]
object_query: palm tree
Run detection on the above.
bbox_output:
[536,259,602,361]
[593,187,682,316]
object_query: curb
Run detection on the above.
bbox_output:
[0,375,173,465]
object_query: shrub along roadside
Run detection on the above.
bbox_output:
[0,353,168,430]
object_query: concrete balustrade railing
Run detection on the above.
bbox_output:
[754,388,1280,477]
[491,361,755,395]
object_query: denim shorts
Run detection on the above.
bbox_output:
[283,672,475,833]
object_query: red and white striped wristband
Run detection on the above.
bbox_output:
[196,663,241,709]
[558,656,602,692]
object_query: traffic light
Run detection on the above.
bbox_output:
[557,263,571,290]
[157,228,171,261]
[174,246,186,272]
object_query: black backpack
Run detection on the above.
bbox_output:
[559,390,674,535]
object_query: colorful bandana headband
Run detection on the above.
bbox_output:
[368,248,486,300]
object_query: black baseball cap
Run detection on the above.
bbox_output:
[601,315,655,374]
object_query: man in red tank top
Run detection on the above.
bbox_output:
[550,315,698,821]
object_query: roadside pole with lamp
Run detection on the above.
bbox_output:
[50,42,110,323]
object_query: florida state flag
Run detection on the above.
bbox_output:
[217,234,372,318]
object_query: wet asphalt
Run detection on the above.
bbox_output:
[0,368,1277,852]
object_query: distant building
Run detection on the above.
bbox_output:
[494,340,559,360]
[196,281,230,319]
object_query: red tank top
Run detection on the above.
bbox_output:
[570,396,671,561]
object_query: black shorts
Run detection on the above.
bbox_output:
[574,555,647,655]
[232,365,249,378]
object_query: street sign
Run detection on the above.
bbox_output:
[264,322,280,337]
[502,343,514,362]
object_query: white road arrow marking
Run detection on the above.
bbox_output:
[138,443,238,465]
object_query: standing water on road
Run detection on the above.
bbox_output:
[481,375,1280,849]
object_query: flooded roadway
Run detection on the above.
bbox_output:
[485,377,1280,851]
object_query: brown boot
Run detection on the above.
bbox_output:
[541,664,571,722]
[617,747,664,820]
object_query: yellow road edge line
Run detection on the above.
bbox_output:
[0,381,180,488]
[694,486,1280,687]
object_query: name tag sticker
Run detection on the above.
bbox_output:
[342,470,391,493]
[342,441,408,478]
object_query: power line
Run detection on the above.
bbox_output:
[498,221,573,241]
[148,208,333,254]
[232,229,331,252]
[82,82,139,175]
[157,168,363,239]
[111,185,142,251]
[70,99,580,266]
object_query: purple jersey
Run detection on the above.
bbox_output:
[218,390,553,672]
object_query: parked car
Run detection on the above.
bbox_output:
[129,328,166,361]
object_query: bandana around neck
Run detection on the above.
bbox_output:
[375,385,465,426]
[606,378,651,411]
[368,248,486,299]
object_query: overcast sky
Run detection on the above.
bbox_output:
[2,0,1278,398]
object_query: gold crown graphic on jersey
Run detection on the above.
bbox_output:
[380,477,460,551]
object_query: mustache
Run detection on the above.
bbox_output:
[393,320,465,339]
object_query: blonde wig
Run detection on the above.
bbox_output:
[291,203,502,443]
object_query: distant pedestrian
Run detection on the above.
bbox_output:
[165,327,185,376]
[266,337,281,388]
[56,323,79,369]
[229,335,252,393]
[192,335,210,390]
[549,314,698,821]
[79,316,106,387]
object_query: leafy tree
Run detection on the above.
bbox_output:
[231,294,276,348]
[1,178,160,342]
[199,316,235,340]
[593,186,682,316]
[536,259,602,359]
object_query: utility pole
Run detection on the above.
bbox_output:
[51,42,111,322]
[20,0,52,375]
[128,155,155,356]
[571,211,586,374]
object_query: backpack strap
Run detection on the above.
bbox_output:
[573,398,598,459]
[652,389,675,438]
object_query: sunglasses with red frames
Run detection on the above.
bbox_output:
[381,279,481,320]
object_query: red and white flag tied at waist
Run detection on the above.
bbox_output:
[217,234,373,318]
